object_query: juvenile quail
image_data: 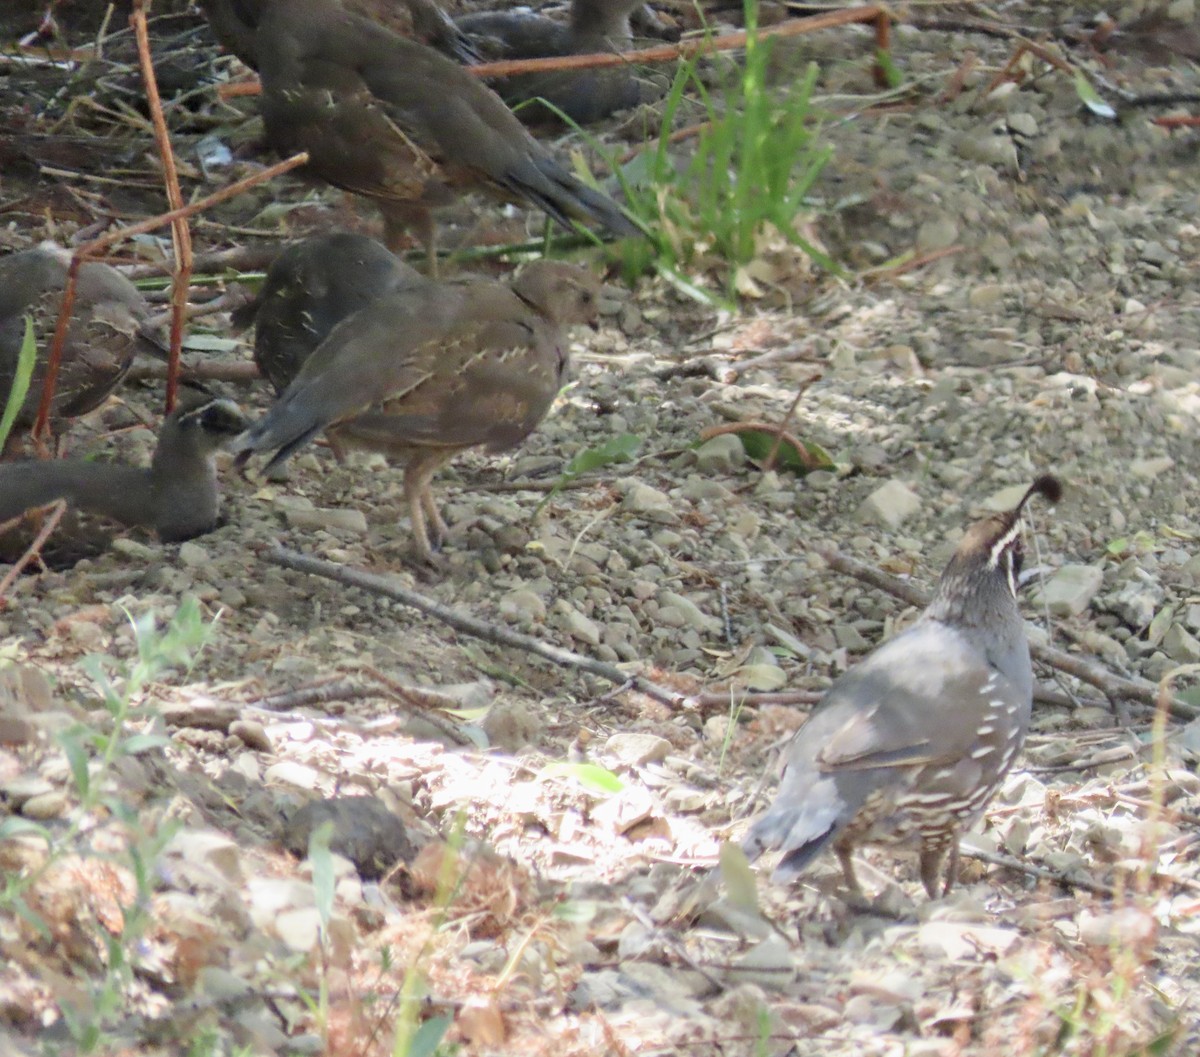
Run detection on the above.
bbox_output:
[235,233,427,394]
[232,260,599,562]
[744,476,1063,900]
[0,398,248,544]
[201,0,642,273]
[203,0,481,67]
[452,0,655,124]
[0,243,161,440]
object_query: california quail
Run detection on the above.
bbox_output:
[235,233,427,394]
[201,0,642,273]
[232,260,599,562]
[203,0,481,69]
[450,0,654,124]
[743,476,1063,900]
[0,243,161,441]
[0,398,248,543]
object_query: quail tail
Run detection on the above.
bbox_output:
[510,156,646,240]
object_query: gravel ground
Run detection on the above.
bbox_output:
[2,2,1200,1054]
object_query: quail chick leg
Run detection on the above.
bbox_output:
[403,449,454,563]
[381,202,439,278]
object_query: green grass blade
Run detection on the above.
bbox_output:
[0,316,37,450]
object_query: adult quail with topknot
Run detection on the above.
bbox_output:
[744,476,1063,900]
[232,260,600,563]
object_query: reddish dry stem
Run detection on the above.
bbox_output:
[0,500,67,605]
[215,5,888,95]
[133,0,191,414]
[28,152,307,443]
[873,10,891,88]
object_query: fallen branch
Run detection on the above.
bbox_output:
[264,546,688,708]
[811,544,1200,720]
[962,847,1115,897]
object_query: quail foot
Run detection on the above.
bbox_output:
[232,260,600,563]
[744,476,1063,902]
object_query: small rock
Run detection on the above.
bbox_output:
[694,434,747,474]
[1034,564,1103,616]
[284,507,369,535]
[229,719,272,752]
[167,829,246,885]
[551,600,601,646]
[263,760,327,793]
[620,482,678,523]
[0,776,54,806]
[857,479,921,529]
[282,796,414,880]
[1163,624,1200,664]
[21,790,67,819]
[604,732,671,767]
[657,590,719,633]
[178,541,209,567]
[499,589,547,624]
[1129,456,1175,479]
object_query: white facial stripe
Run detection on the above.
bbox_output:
[986,519,1021,568]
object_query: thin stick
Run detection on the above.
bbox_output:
[468,6,888,79]
[962,847,1115,897]
[763,372,822,472]
[264,546,686,708]
[0,501,67,605]
[132,0,191,413]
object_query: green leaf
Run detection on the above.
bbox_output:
[119,733,172,755]
[1074,70,1116,119]
[308,820,336,931]
[404,1015,452,1057]
[552,899,598,924]
[0,316,37,451]
[0,815,51,842]
[731,429,834,474]
[535,433,640,515]
[719,841,759,911]
[875,48,904,90]
[541,761,624,795]
[59,729,92,798]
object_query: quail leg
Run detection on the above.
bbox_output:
[941,841,961,898]
[835,841,867,902]
[402,451,453,563]
[381,202,439,279]
[919,840,951,899]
